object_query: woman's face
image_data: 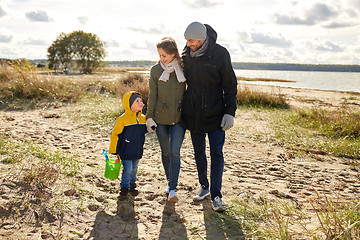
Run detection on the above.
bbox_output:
[157,48,175,65]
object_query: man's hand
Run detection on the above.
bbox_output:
[220,114,234,131]
[146,118,157,132]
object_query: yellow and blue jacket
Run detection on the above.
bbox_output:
[109,91,147,160]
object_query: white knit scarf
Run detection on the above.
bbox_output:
[159,59,186,83]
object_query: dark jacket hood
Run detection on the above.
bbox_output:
[204,24,217,47]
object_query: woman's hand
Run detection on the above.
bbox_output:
[146,118,157,132]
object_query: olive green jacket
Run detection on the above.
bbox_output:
[146,63,186,125]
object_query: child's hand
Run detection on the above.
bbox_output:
[146,118,157,132]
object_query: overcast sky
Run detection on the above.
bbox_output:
[1,0,360,64]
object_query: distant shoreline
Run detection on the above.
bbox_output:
[232,62,360,72]
[25,59,360,73]
[244,82,360,95]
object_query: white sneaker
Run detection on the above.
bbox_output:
[164,185,170,193]
[168,190,179,202]
[212,196,226,212]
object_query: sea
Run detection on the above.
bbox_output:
[235,70,360,93]
[131,69,360,93]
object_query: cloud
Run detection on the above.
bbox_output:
[0,47,19,59]
[0,34,12,42]
[349,0,360,10]
[183,0,223,8]
[307,39,344,52]
[274,3,339,26]
[25,10,52,22]
[316,40,343,52]
[129,41,153,50]
[127,26,163,35]
[323,21,358,28]
[238,31,292,47]
[78,16,88,24]
[23,38,47,45]
[0,6,6,17]
[105,40,120,48]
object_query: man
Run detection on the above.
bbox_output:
[181,22,237,212]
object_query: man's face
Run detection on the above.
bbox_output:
[185,38,205,52]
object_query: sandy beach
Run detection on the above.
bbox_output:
[1,84,360,239]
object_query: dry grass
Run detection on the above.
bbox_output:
[0,61,150,110]
[0,60,83,102]
[101,66,149,74]
[115,72,149,107]
[237,85,289,109]
[270,106,360,161]
[237,76,295,83]
[293,108,360,140]
[226,190,360,239]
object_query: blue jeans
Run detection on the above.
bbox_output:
[156,123,185,190]
[120,159,140,190]
[190,129,225,200]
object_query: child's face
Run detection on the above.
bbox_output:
[130,97,144,112]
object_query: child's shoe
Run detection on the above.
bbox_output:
[168,190,179,202]
[118,187,129,201]
[164,185,170,193]
[130,183,139,196]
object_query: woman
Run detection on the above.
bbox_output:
[146,37,186,202]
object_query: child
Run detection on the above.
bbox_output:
[109,91,147,200]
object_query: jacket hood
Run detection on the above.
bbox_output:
[204,24,217,46]
[123,91,141,114]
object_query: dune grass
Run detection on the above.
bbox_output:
[269,107,360,163]
[290,108,360,140]
[0,135,82,221]
[0,60,83,102]
[237,85,289,109]
[237,76,295,83]
[0,60,150,111]
[220,190,360,239]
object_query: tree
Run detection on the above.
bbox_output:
[47,30,106,74]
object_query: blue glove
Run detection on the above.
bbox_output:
[220,114,234,131]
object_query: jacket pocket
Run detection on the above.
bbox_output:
[203,92,223,119]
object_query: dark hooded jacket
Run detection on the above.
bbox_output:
[180,24,237,133]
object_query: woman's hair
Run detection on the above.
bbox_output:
[156,37,182,66]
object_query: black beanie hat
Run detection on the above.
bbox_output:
[129,93,141,108]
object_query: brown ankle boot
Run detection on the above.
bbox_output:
[118,187,128,200]
[130,183,139,195]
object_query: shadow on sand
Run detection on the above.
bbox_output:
[88,196,138,240]
[202,200,244,240]
[158,200,187,239]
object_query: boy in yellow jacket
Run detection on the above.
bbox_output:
[109,91,147,200]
